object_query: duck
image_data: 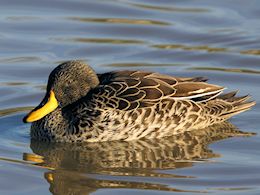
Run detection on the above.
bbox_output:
[23,60,255,142]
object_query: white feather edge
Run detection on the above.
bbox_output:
[172,88,226,100]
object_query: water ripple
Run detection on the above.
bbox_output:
[190,67,260,75]
[128,2,209,13]
[0,107,33,117]
[105,62,182,67]
[69,17,171,26]
[53,37,147,44]
[152,44,229,53]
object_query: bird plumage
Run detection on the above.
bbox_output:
[25,61,255,142]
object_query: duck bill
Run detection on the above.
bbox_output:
[23,90,58,123]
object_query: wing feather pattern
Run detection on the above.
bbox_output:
[94,71,224,111]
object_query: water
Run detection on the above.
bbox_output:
[0,0,260,194]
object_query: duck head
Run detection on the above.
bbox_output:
[23,61,99,123]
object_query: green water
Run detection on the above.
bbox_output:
[0,0,260,194]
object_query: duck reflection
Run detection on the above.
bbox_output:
[24,122,254,194]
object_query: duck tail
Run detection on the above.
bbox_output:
[218,91,256,119]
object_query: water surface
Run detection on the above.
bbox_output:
[0,0,260,194]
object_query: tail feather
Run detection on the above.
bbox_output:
[190,77,208,82]
[204,92,255,123]
[220,101,256,119]
[231,95,251,105]
[219,91,251,104]
[180,76,208,82]
[218,91,238,100]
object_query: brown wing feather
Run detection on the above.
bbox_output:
[173,82,224,99]
[96,71,224,111]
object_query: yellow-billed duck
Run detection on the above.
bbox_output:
[23,61,255,142]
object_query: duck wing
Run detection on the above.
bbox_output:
[93,71,224,111]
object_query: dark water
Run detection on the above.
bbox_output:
[0,0,260,194]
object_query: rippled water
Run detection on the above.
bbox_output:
[0,0,260,194]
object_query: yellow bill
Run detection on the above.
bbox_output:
[24,90,58,123]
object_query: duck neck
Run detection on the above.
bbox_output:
[31,108,70,141]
